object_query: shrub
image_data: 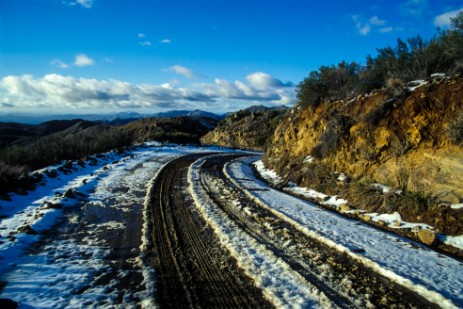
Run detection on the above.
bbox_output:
[364,98,395,126]
[448,112,463,145]
[311,115,351,159]
[301,162,338,194]
[386,78,406,97]
[296,16,463,109]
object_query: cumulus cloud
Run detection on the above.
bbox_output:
[0,73,295,112]
[160,39,172,44]
[74,54,95,67]
[246,72,293,89]
[165,65,196,79]
[434,8,463,28]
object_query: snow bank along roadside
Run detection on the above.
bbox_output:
[188,155,336,309]
[139,159,179,309]
[254,159,463,251]
[226,156,463,308]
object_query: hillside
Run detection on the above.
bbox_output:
[0,119,98,147]
[201,107,286,150]
[123,116,218,144]
[0,116,218,196]
[263,76,463,237]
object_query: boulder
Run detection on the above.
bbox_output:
[417,229,439,246]
[44,202,63,209]
[359,214,372,222]
[64,189,76,199]
[18,225,37,235]
[339,204,351,212]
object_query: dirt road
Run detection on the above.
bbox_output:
[146,153,437,308]
[145,154,272,308]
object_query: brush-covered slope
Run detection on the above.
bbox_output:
[201,108,286,150]
[123,116,218,144]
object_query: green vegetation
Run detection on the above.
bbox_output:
[297,12,463,109]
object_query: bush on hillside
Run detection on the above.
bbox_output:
[296,12,463,108]
[449,112,463,145]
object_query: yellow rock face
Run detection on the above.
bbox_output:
[264,78,463,203]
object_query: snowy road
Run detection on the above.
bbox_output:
[1,146,462,308]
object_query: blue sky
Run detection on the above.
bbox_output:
[0,0,462,115]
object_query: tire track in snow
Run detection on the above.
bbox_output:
[197,154,438,308]
[189,155,337,309]
[145,154,271,308]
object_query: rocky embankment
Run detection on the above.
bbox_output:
[263,76,463,238]
[201,108,285,150]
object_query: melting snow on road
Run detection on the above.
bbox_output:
[188,155,336,309]
[0,143,236,308]
[228,156,463,308]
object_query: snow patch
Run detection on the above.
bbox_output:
[406,79,427,91]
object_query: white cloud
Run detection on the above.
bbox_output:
[165,65,196,79]
[74,54,95,67]
[378,27,393,33]
[66,0,93,8]
[359,24,371,35]
[76,0,93,8]
[353,14,400,35]
[400,0,428,16]
[160,39,172,44]
[139,41,152,47]
[138,33,146,38]
[246,72,292,89]
[434,8,463,28]
[369,16,386,26]
[0,73,295,112]
[51,59,70,69]
[353,15,371,36]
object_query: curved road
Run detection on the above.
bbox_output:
[145,153,437,308]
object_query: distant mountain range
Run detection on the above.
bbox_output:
[0,105,288,125]
[0,110,226,125]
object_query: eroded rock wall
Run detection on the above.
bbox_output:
[264,77,463,203]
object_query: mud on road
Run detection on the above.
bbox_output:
[146,153,439,308]
[145,154,272,308]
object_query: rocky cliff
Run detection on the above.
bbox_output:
[201,109,285,150]
[264,76,463,235]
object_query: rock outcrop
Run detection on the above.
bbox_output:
[264,76,463,235]
[201,108,286,151]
